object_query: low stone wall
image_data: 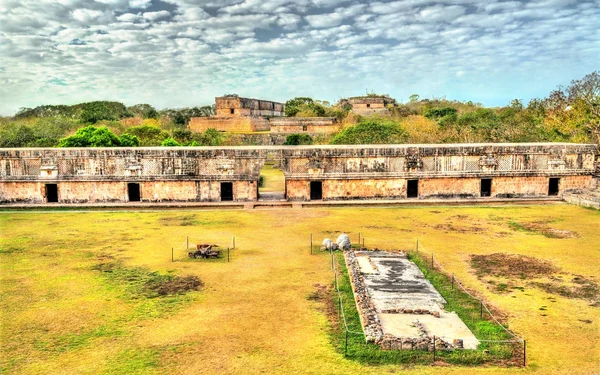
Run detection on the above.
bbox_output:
[269,117,340,134]
[188,117,270,132]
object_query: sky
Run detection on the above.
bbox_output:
[0,0,599,115]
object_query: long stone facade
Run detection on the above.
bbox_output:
[0,143,596,204]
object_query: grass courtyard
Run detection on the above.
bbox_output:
[1,204,599,374]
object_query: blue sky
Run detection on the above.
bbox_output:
[0,0,598,115]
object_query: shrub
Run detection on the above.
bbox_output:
[330,118,408,144]
[161,137,180,146]
[283,133,313,145]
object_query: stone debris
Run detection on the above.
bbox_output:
[321,238,339,251]
[380,307,441,318]
[336,233,352,251]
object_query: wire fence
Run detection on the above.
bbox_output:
[170,235,237,262]
[323,235,526,366]
[411,238,526,366]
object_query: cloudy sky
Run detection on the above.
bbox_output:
[0,0,598,115]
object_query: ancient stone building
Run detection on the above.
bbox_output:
[345,96,397,115]
[1,143,596,204]
[188,96,284,133]
[269,117,340,134]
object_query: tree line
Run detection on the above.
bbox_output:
[0,71,597,148]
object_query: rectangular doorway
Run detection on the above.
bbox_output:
[310,181,322,200]
[480,179,492,197]
[46,184,58,203]
[221,182,233,201]
[548,178,560,196]
[407,179,418,198]
[127,183,140,202]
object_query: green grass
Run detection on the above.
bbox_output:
[331,251,520,366]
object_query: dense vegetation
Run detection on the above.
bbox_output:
[1,71,597,147]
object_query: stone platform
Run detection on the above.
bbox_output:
[345,250,479,350]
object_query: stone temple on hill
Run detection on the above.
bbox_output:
[188,96,339,134]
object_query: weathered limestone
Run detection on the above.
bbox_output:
[0,143,597,204]
[189,96,283,132]
[269,117,340,134]
[342,96,397,115]
[345,250,479,351]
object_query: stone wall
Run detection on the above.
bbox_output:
[0,143,596,204]
[188,116,270,132]
[214,97,284,117]
[269,117,340,134]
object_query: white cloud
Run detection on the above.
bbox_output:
[143,10,171,21]
[129,0,152,8]
[71,9,103,22]
[0,0,599,115]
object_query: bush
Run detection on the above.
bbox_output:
[124,125,170,146]
[283,133,313,145]
[330,118,408,144]
[161,137,180,146]
[58,125,124,147]
[424,107,457,119]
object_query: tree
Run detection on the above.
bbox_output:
[283,134,313,145]
[285,97,322,117]
[123,125,170,146]
[330,118,408,144]
[161,137,180,146]
[409,94,420,103]
[127,104,159,119]
[119,134,140,147]
[424,107,457,119]
[79,101,130,124]
[58,125,124,147]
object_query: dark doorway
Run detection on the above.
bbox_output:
[480,179,492,197]
[548,178,560,196]
[310,181,322,200]
[46,184,58,203]
[221,182,233,201]
[127,183,140,202]
[407,179,418,198]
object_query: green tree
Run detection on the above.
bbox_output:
[330,118,408,144]
[161,137,180,146]
[285,97,322,117]
[123,125,170,146]
[58,125,124,147]
[127,104,159,119]
[283,134,313,145]
[119,134,140,147]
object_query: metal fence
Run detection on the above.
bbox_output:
[170,235,236,262]
[410,238,526,366]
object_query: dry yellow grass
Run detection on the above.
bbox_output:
[0,204,598,374]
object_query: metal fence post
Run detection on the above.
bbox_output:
[228,247,230,262]
[345,330,348,357]
[452,273,454,290]
[431,253,434,269]
[416,237,419,253]
[362,238,365,249]
[232,236,235,249]
[171,247,174,262]
[186,236,189,250]
[480,300,483,318]
[310,233,313,255]
[433,335,436,362]
[523,340,527,367]
[358,232,361,245]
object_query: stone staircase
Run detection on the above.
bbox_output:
[563,177,600,209]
